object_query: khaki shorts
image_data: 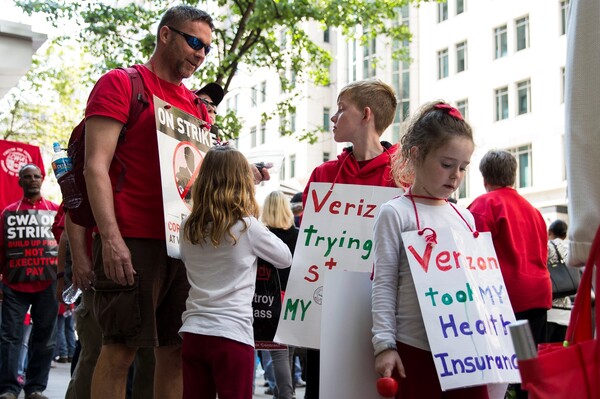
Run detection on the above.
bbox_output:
[92,236,189,347]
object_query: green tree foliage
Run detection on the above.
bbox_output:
[0,39,91,148]
[16,0,420,141]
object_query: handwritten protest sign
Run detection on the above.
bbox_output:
[402,227,520,390]
[274,183,402,349]
[154,96,212,258]
[3,209,58,283]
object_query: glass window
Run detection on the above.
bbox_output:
[363,34,377,79]
[516,79,531,115]
[560,0,570,35]
[290,154,296,178]
[494,25,507,59]
[508,144,533,188]
[438,2,448,22]
[456,99,468,120]
[260,81,266,103]
[291,112,296,132]
[516,16,530,51]
[251,86,257,106]
[456,41,467,73]
[495,86,509,121]
[324,27,330,43]
[250,126,257,147]
[437,48,449,79]
[456,0,465,15]
[279,114,286,135]
[323,107,330,131]
[323,152,330,162]
[260,123,266,144]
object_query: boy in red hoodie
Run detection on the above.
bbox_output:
[302,79,401,399]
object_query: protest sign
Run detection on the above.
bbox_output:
[402,227,520,390]
[154,96,212,258]
[321,270,384,398]
[274,182,402,349]
[3,209,58,283]
[253,260,286,350]
[0,140,44,210]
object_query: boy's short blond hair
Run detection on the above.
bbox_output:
[337,79,397,135]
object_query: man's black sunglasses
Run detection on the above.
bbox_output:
[167,26,211,55]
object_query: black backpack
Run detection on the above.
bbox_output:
[65,67,148,227]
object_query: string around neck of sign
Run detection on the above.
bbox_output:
[150,59,171,109]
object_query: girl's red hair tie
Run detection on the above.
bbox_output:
[434,103,464,121]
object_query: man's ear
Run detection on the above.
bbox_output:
[158,25,170,45]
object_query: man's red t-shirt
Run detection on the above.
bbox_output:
[85,65,207,240]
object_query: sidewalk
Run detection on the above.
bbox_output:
[35,362,305,398]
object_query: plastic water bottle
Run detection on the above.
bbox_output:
[51,142,82,209]
[62,284,82,305]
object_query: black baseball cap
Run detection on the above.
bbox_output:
[195,83,224,106]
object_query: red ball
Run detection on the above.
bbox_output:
[376,377,398,398]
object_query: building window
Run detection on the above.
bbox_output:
[279,114,286,135]
[250,126,257,147]
[290,112,296,133]
[437,48,449,79]
[508,144,533,188]
[456,0,465,15]
[251,86,257,106]
[324,27,330,43]
[515,16,530,51]
[560,0,570,35]
[516,79,531,115]
[260,81,266,103]
[363,33,377,79]
[495,86,509,121]
[456,41,467,73]
[456,99,468,120]
[289,154,296,178]
[260,123,266,144]
[437,2,448,22]
[323,107,330,131]
[323,152,330,162]
[494,25,508,59]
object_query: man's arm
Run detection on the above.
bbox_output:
[84,116,135,286]
[65,212,95,290]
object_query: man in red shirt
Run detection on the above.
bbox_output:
[468,150,551,399]
[0,164,59,399]
[83,5,214,398]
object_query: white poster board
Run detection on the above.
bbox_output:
[154,96,212,259]
[274,182,402,349]
[321,271,386,399]
[402,227,521,390]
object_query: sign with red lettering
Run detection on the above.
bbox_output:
[274,182,402,349]
[402,227,520,390]
[154,96,212,258]
[3,210,58,283]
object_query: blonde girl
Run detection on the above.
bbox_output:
[179,146,292,399]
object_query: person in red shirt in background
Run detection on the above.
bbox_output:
[468,150,551,399]
[301,79,401,399]
[0,164,59,399]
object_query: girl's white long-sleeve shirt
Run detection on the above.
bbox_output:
[179,216,292,347]
[371,196,476,355]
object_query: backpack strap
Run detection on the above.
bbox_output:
[113,67,149,192]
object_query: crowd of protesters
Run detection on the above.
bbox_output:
[0,4,584,399]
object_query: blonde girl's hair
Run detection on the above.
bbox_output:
[261,191,294,229]
[391,100,474,187]
[183,145,259,246]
